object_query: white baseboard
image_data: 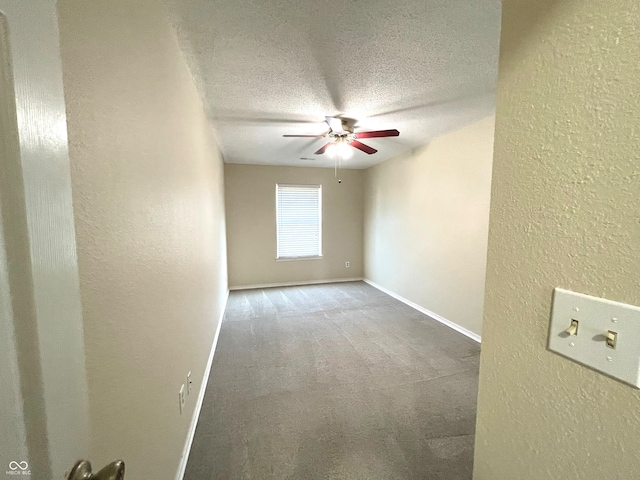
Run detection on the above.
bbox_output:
[229,277,363,291]
[363,279,481,343]
[176,289,229,480]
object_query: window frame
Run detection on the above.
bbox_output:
[275,183,323,261]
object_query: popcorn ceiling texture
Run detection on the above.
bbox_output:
[162,0,501,169]
[474,1,640,478]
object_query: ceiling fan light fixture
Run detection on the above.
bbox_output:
[336,141,353,159]
[328,141,353,159]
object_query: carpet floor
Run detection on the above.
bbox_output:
[184,281,480,480]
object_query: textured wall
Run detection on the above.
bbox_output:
[364,117,495,337]
[225,164,363,288]
[57,1,228,479]
[474,1,640,479]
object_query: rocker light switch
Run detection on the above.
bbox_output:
[548,288,640,389]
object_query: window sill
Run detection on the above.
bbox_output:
[276,255,324,262]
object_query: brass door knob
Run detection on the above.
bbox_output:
[67,460,125,480]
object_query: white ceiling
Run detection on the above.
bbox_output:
[163,0,502,169]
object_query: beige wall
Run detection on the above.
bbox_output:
[474,1,640,479]
[225,164,363,288]
[364,116,495,337]
[57,1,228,479]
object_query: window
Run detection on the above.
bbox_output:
[276,184,322,260]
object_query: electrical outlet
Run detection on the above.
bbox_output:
[187,371,192,395]
[179,385,185,414]
[345,261,350,268]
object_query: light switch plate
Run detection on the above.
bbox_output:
[549,288,640,388]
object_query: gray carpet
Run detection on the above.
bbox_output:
[184,281,480,480]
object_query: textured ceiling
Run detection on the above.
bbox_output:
[163,0,502,169]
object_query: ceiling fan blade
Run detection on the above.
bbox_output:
[325,116,347,134]
[314,143,333,155]
[354,129,400,139]
[349,140,377,155]
[283,135,326,137]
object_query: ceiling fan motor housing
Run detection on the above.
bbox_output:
[328,132,356,143]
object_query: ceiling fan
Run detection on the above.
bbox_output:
[283,116,399,155]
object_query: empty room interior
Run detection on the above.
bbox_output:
[1,1,639,480]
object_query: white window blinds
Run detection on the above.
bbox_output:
[276,184,322,259]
